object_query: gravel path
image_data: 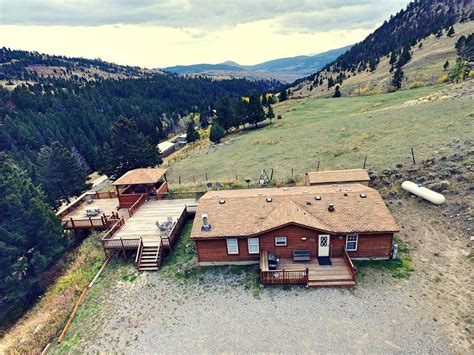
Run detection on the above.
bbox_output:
[67,272,450,354]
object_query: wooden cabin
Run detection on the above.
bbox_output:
[305,169,370,186]
[190,184,398,287]
[113,168,169,209]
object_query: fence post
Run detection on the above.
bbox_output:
[317,160,320,171]
[206,172,208,181]
[291,168,293,177]
[411,148,416,165]
[179,176,181,185]
[363,155,368,169]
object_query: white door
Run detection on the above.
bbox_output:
[318,235,330,257]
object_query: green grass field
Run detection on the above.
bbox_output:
[167,84,473,185]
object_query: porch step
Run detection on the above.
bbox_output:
[307,280,356,288]
[308,276,353,282]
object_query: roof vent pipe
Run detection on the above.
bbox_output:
[328,203,335,212]
[201,214,211,231]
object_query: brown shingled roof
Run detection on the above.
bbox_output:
[306,169,370,185]
[112,168,167,185]
[191,184,398,239]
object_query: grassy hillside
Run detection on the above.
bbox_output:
[167,82,473,185]
[292,21,474,98]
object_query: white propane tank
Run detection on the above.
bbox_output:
[401,181,446,205]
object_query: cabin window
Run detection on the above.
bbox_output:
[275,236,287,247]
[248,237,259,254]
[346,234,358,251]
[226,238,239,255]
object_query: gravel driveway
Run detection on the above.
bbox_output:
[61,271,450,354]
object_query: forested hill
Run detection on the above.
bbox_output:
[291,0,473,97]
[0,75,281,180]
[0,47,158,83]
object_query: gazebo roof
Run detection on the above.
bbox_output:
[112,168,167,186]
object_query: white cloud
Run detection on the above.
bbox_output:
[0,0,411,67]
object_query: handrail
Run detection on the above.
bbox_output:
[128,193,146,217]
[343,249,357,281]
[101,216,125,241]
[135,238,144,265]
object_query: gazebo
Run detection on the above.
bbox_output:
[113,168,168,208]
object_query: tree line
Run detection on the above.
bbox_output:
[209,93,276,143]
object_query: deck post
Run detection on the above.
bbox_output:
[282,269,285,284]
[70,218,75,229]
[89,217,93,228]
[120,238,126,258]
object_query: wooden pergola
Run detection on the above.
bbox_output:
[112,168,168,208]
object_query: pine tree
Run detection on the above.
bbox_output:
[199,110,209,129]
[246,92,266,128]
[186,120,200,143]
[266,104,275,123]
[261,94,267,106]
[333,85,342,98]
[279,88,288,102]
[0,153,67,321]
[392,67,404,90]
[37,141,91,207]
[447,26,455,37]
[215,95,237,132]
[209,122,225,143]
[105,116,162,179]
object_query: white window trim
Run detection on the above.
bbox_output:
[275,236,287,247]
[248,237,259,254]
[226,238,239,255]
[346,234,358,251]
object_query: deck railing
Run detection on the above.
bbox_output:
[128,193,146,217]
[260,269,309,285]
[343,249,357,281]
[259,251,308,285]
[134,238,144,267]
[155,191,206,201]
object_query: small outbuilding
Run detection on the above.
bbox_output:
[305,169,370,186]
[113,168,168,208]
[157,141,176,157]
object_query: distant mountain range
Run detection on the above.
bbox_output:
[163,46,352,82]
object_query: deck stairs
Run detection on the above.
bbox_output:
[307,267,355,288]
[137,243,162,271]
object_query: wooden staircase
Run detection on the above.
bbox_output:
[136,241,162,271]
[306,256,356,288]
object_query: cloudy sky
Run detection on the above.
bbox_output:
[0,0,410,68]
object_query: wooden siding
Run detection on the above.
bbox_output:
[118,193,143,209]
[195,224,393,262]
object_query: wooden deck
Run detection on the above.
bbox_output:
[112,198,196,246]
[260,252,356,288]
[279,257,355,287]
[59,195,128,230]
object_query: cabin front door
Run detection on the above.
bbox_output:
[318,235,330,257]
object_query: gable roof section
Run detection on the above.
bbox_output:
[191,184,398,239]
[306,169,370,185]
[112,168,167,186]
